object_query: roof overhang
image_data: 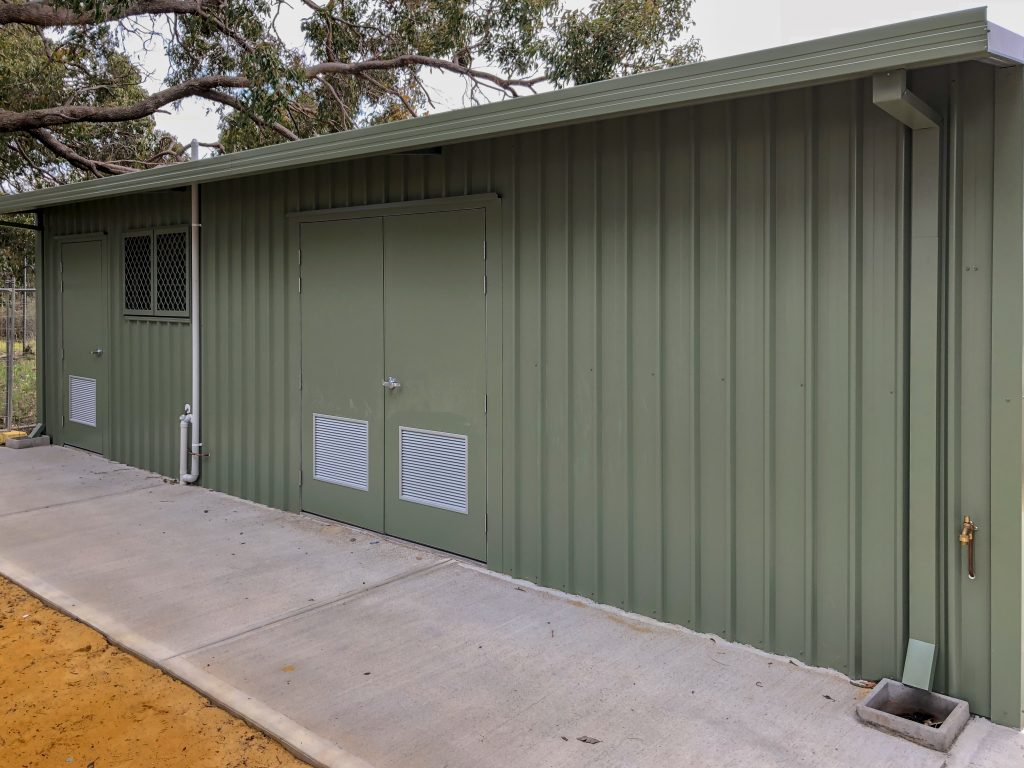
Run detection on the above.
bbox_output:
[2,6,1021,215]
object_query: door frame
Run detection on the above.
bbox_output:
[289,194,504,569]
[54,232,110,456]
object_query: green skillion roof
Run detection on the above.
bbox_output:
[2,6,1021,215]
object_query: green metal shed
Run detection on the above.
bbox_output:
[3,6,1023,728]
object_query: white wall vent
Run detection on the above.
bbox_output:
[313,414,369,491]
[399,427,468,514]
[68,375,97,427]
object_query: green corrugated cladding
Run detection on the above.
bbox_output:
[38,63,1020,722]
[41,192,190,476]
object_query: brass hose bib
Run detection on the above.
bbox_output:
[959,516,978,580]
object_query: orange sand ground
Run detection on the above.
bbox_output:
[0,577,309,768]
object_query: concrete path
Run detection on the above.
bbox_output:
[1,447,1021,768]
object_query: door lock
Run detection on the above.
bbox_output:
[382,376,401,391]
[959,516,979,580]
[91,348,104,357]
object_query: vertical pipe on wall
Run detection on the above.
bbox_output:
[907,124,942,648]
[180,139,202,483]
[871,70,944,679]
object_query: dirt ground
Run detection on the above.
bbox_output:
[0,577,309,768]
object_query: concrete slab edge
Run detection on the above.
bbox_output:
[0,481,167,519]
[457,559,858,685]
[165,559,454,661]
[0,556,375,768]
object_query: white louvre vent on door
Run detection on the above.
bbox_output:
[399,427,469,514]
[313,414,369,490]
[68,375,97,427]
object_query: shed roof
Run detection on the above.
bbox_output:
[1,6,1021,215]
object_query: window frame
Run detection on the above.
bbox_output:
[122,226,190,320]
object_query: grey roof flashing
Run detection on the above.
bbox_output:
[986,20,1024,65]
[0,6,1012,215]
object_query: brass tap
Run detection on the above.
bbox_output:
[959,516,978,580]
[959,516,976,545]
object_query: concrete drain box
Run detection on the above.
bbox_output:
[856,678,969,752]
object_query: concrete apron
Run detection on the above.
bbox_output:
[0,447,1021,768]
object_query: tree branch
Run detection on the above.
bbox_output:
[0,0,212,27]
[202,90,301,141]
[308,56,546,95]
[0,54,544,136]
[27,128,136,176]
[0,75,247,132]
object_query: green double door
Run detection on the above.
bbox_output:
[61,238,107,454]
[300,209,487,561]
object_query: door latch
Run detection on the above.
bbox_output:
[959,516,979,580]
[382,376,401,391]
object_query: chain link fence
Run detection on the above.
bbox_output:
[1,287,37,430]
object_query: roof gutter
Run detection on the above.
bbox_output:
[0,6,1017,215]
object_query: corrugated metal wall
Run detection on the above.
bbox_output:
[195,76,910,684]
[921,61,1000,718]
[40,63,1014,714]
[41,192,190,477]
[502,82,909,681]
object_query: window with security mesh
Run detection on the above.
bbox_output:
[123,228,189,318]
[156,231,188,313]
[123,234,152,313]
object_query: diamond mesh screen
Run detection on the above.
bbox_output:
[123,234,152,313]
[156,231,189,313]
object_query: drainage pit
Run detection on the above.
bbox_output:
[855,678,969,752]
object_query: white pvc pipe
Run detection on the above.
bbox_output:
[180,407,192,480]
[180,140,202,484]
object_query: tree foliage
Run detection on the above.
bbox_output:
[0,21,184,191]
[0,18,184,284]
[0,0,701,161]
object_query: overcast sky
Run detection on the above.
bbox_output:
[148,0,1024,150]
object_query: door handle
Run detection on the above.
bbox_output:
[382,376,401,391]
[91,348,104,357]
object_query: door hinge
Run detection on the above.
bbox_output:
[484,394,488,414]
[483,272,488,295]
[299,468,303,486]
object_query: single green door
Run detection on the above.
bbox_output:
[382,210,487,560]
[61,239,107,454]
[300,218,385,531]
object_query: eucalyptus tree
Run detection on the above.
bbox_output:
[0,0,701,164]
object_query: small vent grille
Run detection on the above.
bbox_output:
[123,234,152,313]
[313,414,369,491]
[399,428,468,514]
[156,231,189,313]
[68,375,97,427]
